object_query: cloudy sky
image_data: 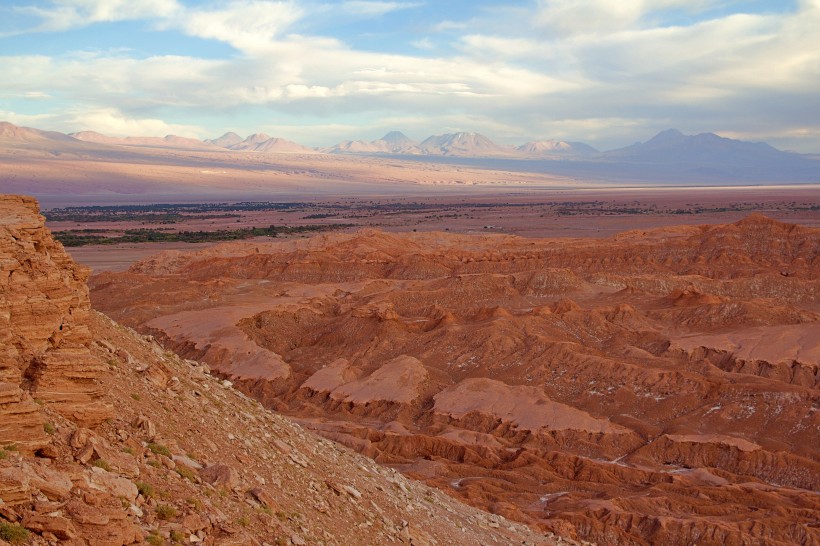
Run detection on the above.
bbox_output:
[1,0,819,151]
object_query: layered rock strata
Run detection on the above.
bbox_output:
[1,195,111,452]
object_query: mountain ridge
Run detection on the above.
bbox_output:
[2,121,819,186]
[2,120,814,159]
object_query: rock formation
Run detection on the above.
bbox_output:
[1,195,561,545]
[1,195,111,453]
[91,216,820,545]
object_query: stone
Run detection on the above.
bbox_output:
[200,464,241,490]
[22,514,77,540]
[182,513,208,532]
[131,414,156,439]
[249,487,279,511]
[84,468,138,501]
[0,467,30,506]
[29,464,73,501]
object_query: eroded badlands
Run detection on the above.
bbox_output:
[90,214,820,545]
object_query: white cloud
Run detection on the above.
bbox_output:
[411,37,434,50]
[0,106,204,138]
[533,0,713,35]
[16,0,181,32]
[342,1,421,16]
[67,107,203,137]
[177,1,304,54]
[22,91,52,99]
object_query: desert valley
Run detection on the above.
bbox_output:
[0,118,818,545]
[4,2,820,544]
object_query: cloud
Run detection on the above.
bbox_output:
[14,0,181,32]
[341,1,421,16]
[533,0,714,35]
[411,37,434,50]
[176,1,304,54]
[22,91,52,99]
[1,0,819,151]
[0,106,204,138]
[67,107,204,137]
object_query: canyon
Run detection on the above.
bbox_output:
[88,212,820,545]
[0,194,560,545]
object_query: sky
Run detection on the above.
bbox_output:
[1,0,819,152]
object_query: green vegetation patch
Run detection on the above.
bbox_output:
[0,522,29,544]
[147,442,172,457]
[54,224,352,247]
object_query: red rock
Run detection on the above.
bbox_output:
[22,514,77,539]
[0,194,112,454]
[199,464,241,490]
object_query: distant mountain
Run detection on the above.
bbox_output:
[71,131,219,150]
[249,137,317,154]
[214,133,317,154]
[591,129,820,182]
[605,129,783,162]
[326,139,385,154]
[205,131,243,148]
[326,131,420,154]
[376,131,418,153]
[517,140,598,156]
[228,133,272,150]
[419,132,515,157]
[1,121,75,143]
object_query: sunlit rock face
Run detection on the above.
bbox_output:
[1,194,111,452]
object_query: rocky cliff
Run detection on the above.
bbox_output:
[0,195,562,544]
[1,194,111,453]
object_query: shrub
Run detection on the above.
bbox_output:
[0,522,29,544]
[175,466,196,482]
[147,443,171,457]
[44,422,55,434]
[155,504,178,520]
[136,481,155,498]
[145,533,164,546]
[92,459,111,471]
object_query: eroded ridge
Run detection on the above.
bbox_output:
[92,215,820,545]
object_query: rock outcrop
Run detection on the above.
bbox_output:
[1,195,111,453]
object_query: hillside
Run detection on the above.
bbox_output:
[90,216,820,545]
[0,194,562,545]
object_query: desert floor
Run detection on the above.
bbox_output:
[53,185,820,272]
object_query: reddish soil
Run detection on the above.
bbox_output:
[91,214,820,545]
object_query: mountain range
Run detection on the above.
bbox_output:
[2,121,819,184]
